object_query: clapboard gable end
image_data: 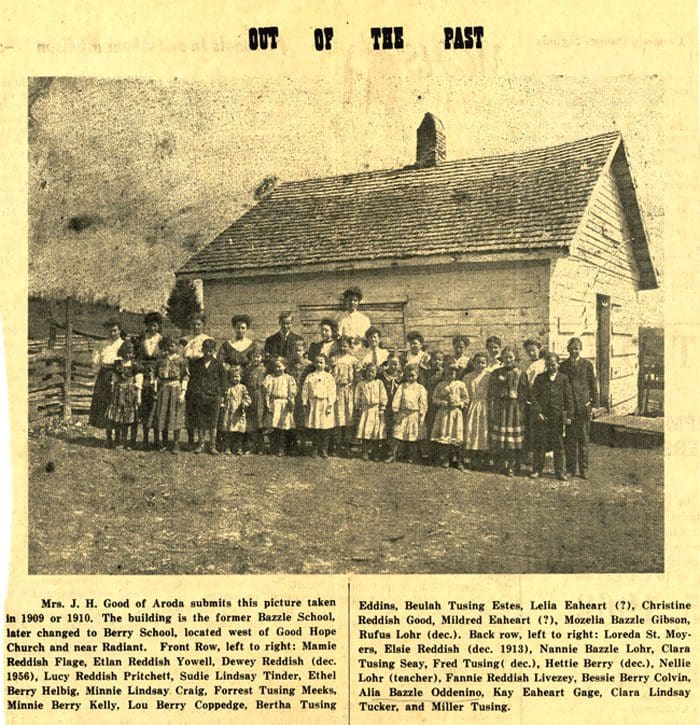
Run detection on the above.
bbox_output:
[548,137,655,412]
[566,135,657,288]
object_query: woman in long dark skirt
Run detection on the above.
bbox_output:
[183,313,215,450]
[89,319,126,447]
[217,314,258,449]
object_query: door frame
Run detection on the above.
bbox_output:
[596,293,611,409]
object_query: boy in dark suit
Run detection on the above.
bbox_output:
[530,352,573,480]
[559,337,599,479]
[188,338,227,454]
[264,310,304,361]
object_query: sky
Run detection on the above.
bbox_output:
[28,74,664,322]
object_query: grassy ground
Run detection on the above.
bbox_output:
[28,429,663,575]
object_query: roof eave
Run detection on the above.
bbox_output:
[611,140,660,290]
[176,245,568,281]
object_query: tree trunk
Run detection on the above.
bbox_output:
[63,297,73,420]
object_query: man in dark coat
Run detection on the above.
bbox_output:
[559,337,599,479]
[264,310,304,363]
[530,352,574,480]
[187,338,227,454]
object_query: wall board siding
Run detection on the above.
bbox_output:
[299,302,406,351]
[611,335,638,357]
[611,356,638,380]
[203,260,550,355]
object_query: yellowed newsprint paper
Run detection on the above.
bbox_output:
[1,0,698,722]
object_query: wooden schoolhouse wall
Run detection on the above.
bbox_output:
[548,166,641,414]
[201,258,550,358]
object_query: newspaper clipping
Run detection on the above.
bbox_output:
[2,0,699,722]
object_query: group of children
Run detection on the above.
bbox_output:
[93,310,598,480]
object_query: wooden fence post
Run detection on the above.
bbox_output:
[63,297,73,420]
[48,320,57,349]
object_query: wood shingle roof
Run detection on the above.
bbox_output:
[178,131,657,289]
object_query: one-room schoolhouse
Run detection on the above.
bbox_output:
[177,114,659,414]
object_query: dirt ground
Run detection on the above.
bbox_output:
[28,428,663,575]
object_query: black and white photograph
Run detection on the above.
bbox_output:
[27,75,664,576]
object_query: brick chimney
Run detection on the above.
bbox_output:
[416,113,446,167]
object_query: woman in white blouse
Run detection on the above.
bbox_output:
[337,287,371,357]
[88,319,126,433]
[183,313,214,362]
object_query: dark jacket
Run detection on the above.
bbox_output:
[264,330,304,362]
[188,357,227,400]
[131,333,163,382]
[487,366,529,403]
[307,339,339,365]
[531,371,574,423]
[559,357,598,415]
[379,371,402,404]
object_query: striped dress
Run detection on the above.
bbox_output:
[487,366,529,450]
[106,361,143,425]
[151,354,190,432]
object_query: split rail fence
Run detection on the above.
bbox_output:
[28,322,105,425]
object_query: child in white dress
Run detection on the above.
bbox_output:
[263,356,297,456]
[302,353,337,458]
[331,336,359,457]
[431,360,468,469]
[354,363,388,461]
[220,365,252,455]
[463,352,492,469]
[385,365,428,463]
